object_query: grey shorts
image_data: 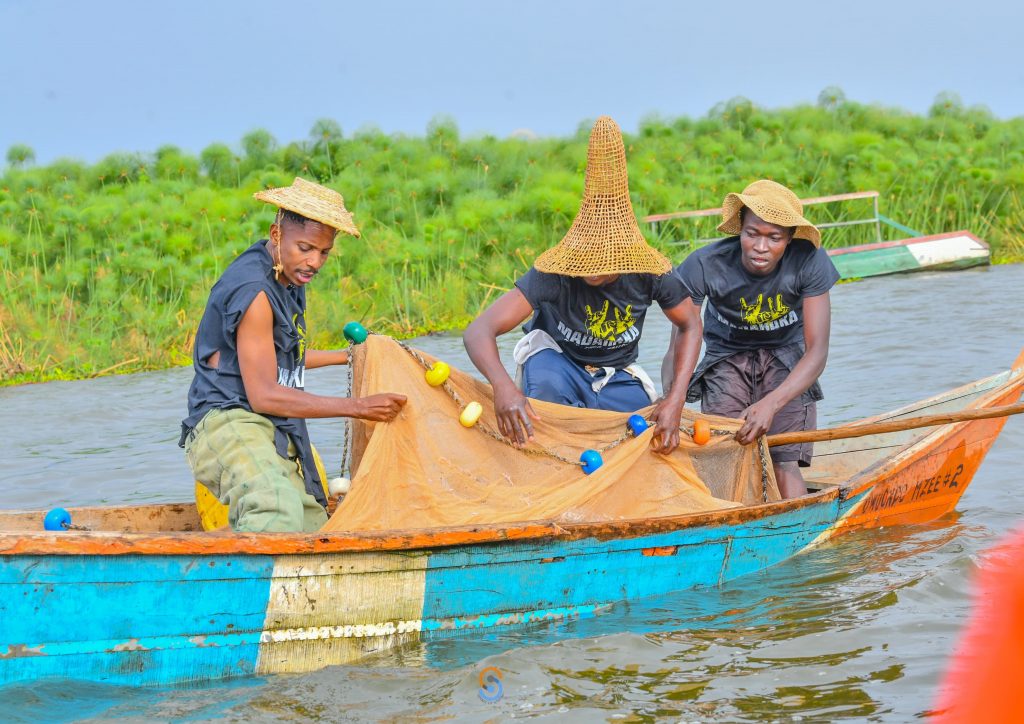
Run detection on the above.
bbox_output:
[699,349,816,466]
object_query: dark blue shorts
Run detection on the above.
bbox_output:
[521,349,651,412]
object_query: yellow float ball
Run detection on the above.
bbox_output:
[425,361,450,387]
[460,401,483,427]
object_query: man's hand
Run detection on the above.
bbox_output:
[494,384,540,447]
[650,396,685,454]
[355,393,407,422]
[736,398,778,445]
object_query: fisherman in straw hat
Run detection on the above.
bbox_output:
[180,178,407,533]
[463,116,703,454]
[662,179,840,498]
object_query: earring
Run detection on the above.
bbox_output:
[272,244,284,281]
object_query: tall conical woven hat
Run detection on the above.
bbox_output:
[717,179,820,247]
[254,177,361,237]
[534,117,671,276]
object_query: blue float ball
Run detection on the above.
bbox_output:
[43,507,71,531]
[579,449,603,475]
[627,414,649,436]
[343,321,368,345]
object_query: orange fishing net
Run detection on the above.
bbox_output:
[322,335,779,533]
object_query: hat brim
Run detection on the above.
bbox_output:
[254,179,361,237]
[717,192,821,247]
[534,233,673,276]
[534,197,673,276]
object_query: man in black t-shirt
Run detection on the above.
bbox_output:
[662,180,840,498]
[464,117,703,454]
[181,178,406,532]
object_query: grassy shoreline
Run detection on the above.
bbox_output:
[3,97,1023,386]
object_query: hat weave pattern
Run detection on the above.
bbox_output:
[254,177,361,237]
[534,117,671,276]
[717,179,820,247]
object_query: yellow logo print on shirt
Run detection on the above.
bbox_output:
[292,313,307,362]
[585,301,636,342]
[739,293,791,326]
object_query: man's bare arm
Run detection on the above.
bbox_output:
[238,292,405,421]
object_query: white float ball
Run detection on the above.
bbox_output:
[328,477,351,496]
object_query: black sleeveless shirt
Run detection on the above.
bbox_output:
[179,240,325,508]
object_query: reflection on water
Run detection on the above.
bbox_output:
[1,265,1024,721]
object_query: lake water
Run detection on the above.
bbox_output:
[1,264,1023,721]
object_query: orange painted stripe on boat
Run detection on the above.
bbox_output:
[0,492,839,557]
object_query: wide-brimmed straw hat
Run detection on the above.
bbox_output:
[253,177,361,237]
[717,179,820,247]
[533,116,671,276]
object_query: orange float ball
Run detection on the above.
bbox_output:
[692,419,711,445]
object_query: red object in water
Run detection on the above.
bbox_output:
[934,526,1024,722]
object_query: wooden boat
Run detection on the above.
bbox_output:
[643,191,991,280]
[1,347,1021,688]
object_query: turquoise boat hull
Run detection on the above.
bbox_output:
[0,494,858,686]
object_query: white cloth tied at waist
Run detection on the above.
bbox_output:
[512,329,657,402]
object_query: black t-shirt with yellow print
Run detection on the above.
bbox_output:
[515,268,687,370]
[675,236,840,401]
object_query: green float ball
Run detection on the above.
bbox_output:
[343,321,368,345]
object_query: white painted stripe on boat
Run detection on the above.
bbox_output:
[906,235,989,266]
[260,619,424,643]
[255,552,428,675]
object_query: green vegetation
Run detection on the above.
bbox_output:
[3,92,1023,385]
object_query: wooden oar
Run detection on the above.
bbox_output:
[765,400,1024,447]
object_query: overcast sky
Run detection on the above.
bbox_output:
[2,0,1021,164]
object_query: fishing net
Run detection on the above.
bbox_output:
[321,335,779,533]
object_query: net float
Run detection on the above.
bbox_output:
[343,321,368,345]
[425,361,450,387]
[627,414,649,436]
[460,401,483,427]
[693,419,711,445]
[328,477,351,496]
[579,449,603,474]
[43,507,71,531]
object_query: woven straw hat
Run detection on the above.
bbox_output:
[253,177,361,237]
[534,117,671,276]
[717,179,820,247]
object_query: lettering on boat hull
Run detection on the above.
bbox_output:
[860,463,965,516]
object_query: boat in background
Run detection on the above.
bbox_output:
[0,346,1021,688]
[644,190,991,279]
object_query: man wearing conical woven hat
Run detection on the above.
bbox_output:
[464,117,703,453]
[181,178,406,533]
[663,179,840,498]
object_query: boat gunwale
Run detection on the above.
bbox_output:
[0,486,844,557]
